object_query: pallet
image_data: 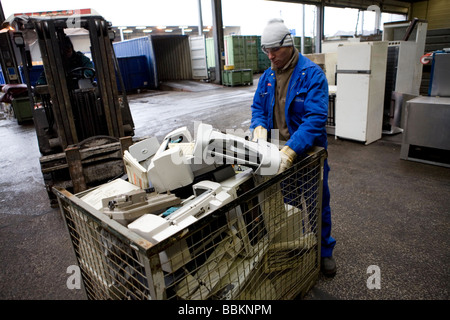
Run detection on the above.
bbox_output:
[40,135,133,206]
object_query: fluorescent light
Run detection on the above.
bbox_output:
[165,29,173,32]
[135,26,146,29]
[123,29,133,33]
[143,29,153,33]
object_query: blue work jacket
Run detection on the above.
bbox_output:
[250,52,329,156]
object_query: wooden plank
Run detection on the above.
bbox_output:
[65,145,87,193]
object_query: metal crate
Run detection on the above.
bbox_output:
[222,69,253,87]
[54,147,326,300]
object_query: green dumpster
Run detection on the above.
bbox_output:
[12,97,33,124]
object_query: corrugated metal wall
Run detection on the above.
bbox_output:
[411,0,450,30]
[151,35,193,81]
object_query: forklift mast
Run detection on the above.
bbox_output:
[3,10,135,205]
[10,11,134,150]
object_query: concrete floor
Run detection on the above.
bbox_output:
[0,77,449,300]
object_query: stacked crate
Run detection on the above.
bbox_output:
[257,36,271,72]
[206,35,314,77]
[294,36,313,54]
[224,35,259,72]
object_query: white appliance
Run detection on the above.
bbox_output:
[335,41,388,145]
[381,20,428,134]
[147,123,280,193]
[385,41,421,95]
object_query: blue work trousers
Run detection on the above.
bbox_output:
[281,158,336,258]
[321,159,336,257]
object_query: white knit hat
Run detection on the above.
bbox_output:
[261,18,293,49]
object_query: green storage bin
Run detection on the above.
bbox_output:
[12,97,33,124]
[222,69,240,86]
[222,69,253,87]
[241,69,253,84]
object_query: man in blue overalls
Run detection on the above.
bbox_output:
[251,18,337,276]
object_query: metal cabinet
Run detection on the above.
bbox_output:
[400,96,450,167]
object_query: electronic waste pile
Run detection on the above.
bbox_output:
[56,123,323,300]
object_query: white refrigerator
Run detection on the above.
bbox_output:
[335,41,388,145]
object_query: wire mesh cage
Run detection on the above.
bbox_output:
[54,147,326,300]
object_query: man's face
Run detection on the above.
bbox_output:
[266,46,293,69]
[63,46,73,59]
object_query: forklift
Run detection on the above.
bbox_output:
[2,9,135,206]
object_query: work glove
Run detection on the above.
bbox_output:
[252,125,267,142]
[278,145,297,174]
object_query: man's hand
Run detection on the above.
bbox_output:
[278,145,297,174]
[252,126,267,142]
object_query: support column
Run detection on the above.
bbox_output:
[211,0,224,84]
[198,0,204,36]
[315,2,324,54]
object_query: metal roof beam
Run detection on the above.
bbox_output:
[267,0,411,15]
